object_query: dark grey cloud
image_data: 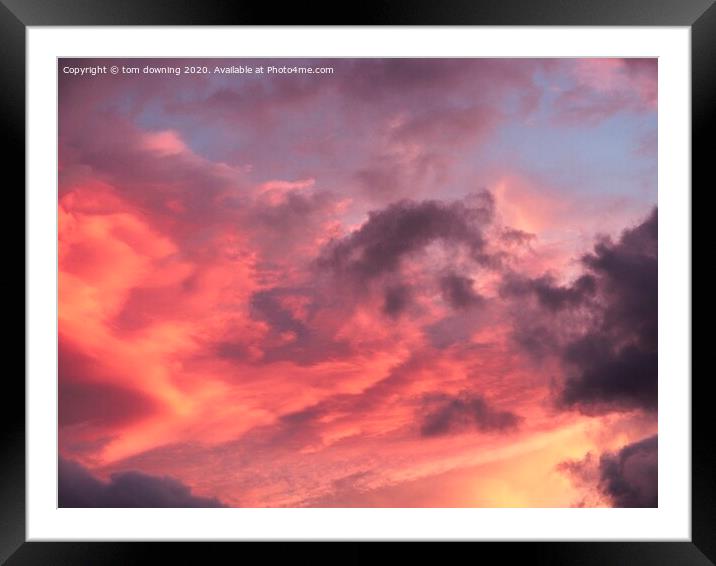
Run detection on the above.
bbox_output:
[583,208,657,345]
[58,458,225,508]
[382,284,412,318]
[419,391,521,437]
[251,287,308,340]
[504,208,657,415]
[598,435,657,507]
[500,226,536,247]
[500,273,596,312]
[219,286,352,366]
[560,338,657,412]
[558,435,657,508]
[559,208,657,413]
[440,273,484,310]
[317,192,496,286]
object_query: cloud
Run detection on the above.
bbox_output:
[382,284,412,318]
[187,75,323,127]
[558,435,657,507]
[244,187,343,262]
[390,105,498,148]
[58,458,225,507]
[440,274,484,310]
[500,273,596,312]
[503,208,657,415]
[500,227,536,247]
[559,208,657,413]
[560,339,657,412]
[552,58,657,124]
[235,286,352,365]
[337,59,473,100]
[318,191,496,284]
[59,340,159,428]
[59,380,159,429]
[353,151,450,203]
[345,61,543,204]
[420,392,521,437]
[598,435,657,507]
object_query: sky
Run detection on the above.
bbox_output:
[58,58,658,508]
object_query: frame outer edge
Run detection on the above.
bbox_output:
[0,0,27,565]
[0,0,714,26]
[5,0,712,562]
[691,2,716,562]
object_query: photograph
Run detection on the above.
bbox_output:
[57,57,658,509]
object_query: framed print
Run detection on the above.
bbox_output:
[5,0,710,563]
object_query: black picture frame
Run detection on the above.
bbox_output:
[4,0,709,563]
